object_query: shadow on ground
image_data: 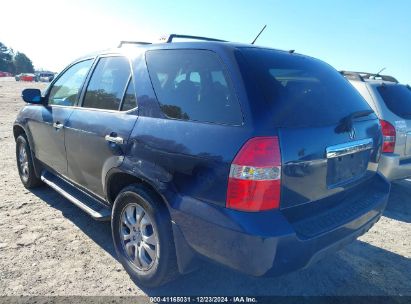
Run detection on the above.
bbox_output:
[384,179,411,223]
[30,182,411,296]
[31,186,115,258]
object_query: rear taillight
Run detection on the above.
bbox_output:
[380,120,396,153]
[226,137,281,211]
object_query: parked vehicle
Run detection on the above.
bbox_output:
[0,71,13,77]
[342,71,411,180]
[14,35,390,287]
[15,73,36,82]
[35,72,55,82]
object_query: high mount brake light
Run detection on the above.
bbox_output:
[226,137,281,211]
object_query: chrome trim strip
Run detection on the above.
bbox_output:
[326,138,373,159]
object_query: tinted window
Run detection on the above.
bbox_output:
[121,80,137,111]
[377,85,411,119]
[48,60,93,106]
[146,50,242,125]
[238,48,371,127]
[83,56,130,110]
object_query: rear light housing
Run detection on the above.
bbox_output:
[380,119,396,153]
[226,137,281,211]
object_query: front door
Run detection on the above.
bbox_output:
[27,59,94,175]
[64,56,138,197]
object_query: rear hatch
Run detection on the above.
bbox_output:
[375,83,411,157]
[238,48,382,211]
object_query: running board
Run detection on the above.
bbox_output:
[41,171,111,221]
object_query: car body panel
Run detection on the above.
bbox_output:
[23,105,74,175]
[65,107,138,197]
[280,118,381,208]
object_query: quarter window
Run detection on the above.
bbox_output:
[48,59,93,106]
[83,56,131,111]
[146,50,243,125]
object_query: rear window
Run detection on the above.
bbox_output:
[146,50,243,125]
[238,48,371,127]
[377,85,411,119]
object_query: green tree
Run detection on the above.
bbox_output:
[13,52,34,74]
[0,42,15,73]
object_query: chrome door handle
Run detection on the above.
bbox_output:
[105,135,124,145]
[53,122,64,130]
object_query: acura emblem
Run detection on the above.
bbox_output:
[349,127,356,140]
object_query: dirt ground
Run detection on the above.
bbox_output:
[0,77,410,297]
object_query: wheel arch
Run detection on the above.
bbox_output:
[106,168,199,275]
[13,123,26,141]
[105,169,169,209]
[13,123,42,178]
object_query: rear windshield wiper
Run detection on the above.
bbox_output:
[335,110,374,133]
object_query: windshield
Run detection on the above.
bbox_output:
[377,84,411,119]
[238,48,372,127]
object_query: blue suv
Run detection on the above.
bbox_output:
[14,35,390,287]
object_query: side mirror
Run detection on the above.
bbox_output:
[22,89,43,104]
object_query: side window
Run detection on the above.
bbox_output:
[146,50,243,125]
[48,59,93,106]
[82,56,130,111]
[121,80,137,111]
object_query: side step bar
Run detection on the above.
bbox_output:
[41,171,111,221]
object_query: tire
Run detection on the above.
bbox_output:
[111,184,179,287]
[16,134,42,189]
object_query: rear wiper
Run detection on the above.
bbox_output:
[335,110,374,133]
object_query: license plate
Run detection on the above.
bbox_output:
[326,139,373,187]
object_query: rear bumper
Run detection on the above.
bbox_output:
[170,173,390,276]
[378,153,411,180]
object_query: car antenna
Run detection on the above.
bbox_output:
[251,25,267,44]
[373,67,386,79]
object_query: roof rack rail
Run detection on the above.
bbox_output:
[160,34,227,43]
[340,71,398,83]
[118,41,152,47]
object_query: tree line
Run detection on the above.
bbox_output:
[0,41,34,74]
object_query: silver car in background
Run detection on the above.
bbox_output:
[342,71,411,180]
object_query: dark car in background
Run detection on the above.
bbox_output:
[13,35,390,287]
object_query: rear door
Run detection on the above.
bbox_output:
[239,48,382,209]
[64,55,138,197]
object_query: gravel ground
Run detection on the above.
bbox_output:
[0,77,410,296]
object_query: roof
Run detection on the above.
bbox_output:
[72,34,299,64]
[340,70,399,83]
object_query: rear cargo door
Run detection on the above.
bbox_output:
[279,120,380,208]
[239,48,382,208]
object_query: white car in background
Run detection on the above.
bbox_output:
[36,72,55,82]
[342,71,411,180]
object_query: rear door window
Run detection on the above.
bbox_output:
[238,48,372,127]
[82,56,131,111]
[377,85,411,119]
[146,50,243,125]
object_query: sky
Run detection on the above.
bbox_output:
[1,0,410,84]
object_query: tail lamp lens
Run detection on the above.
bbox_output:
[226,137,281,211]
[380,120,396,153]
